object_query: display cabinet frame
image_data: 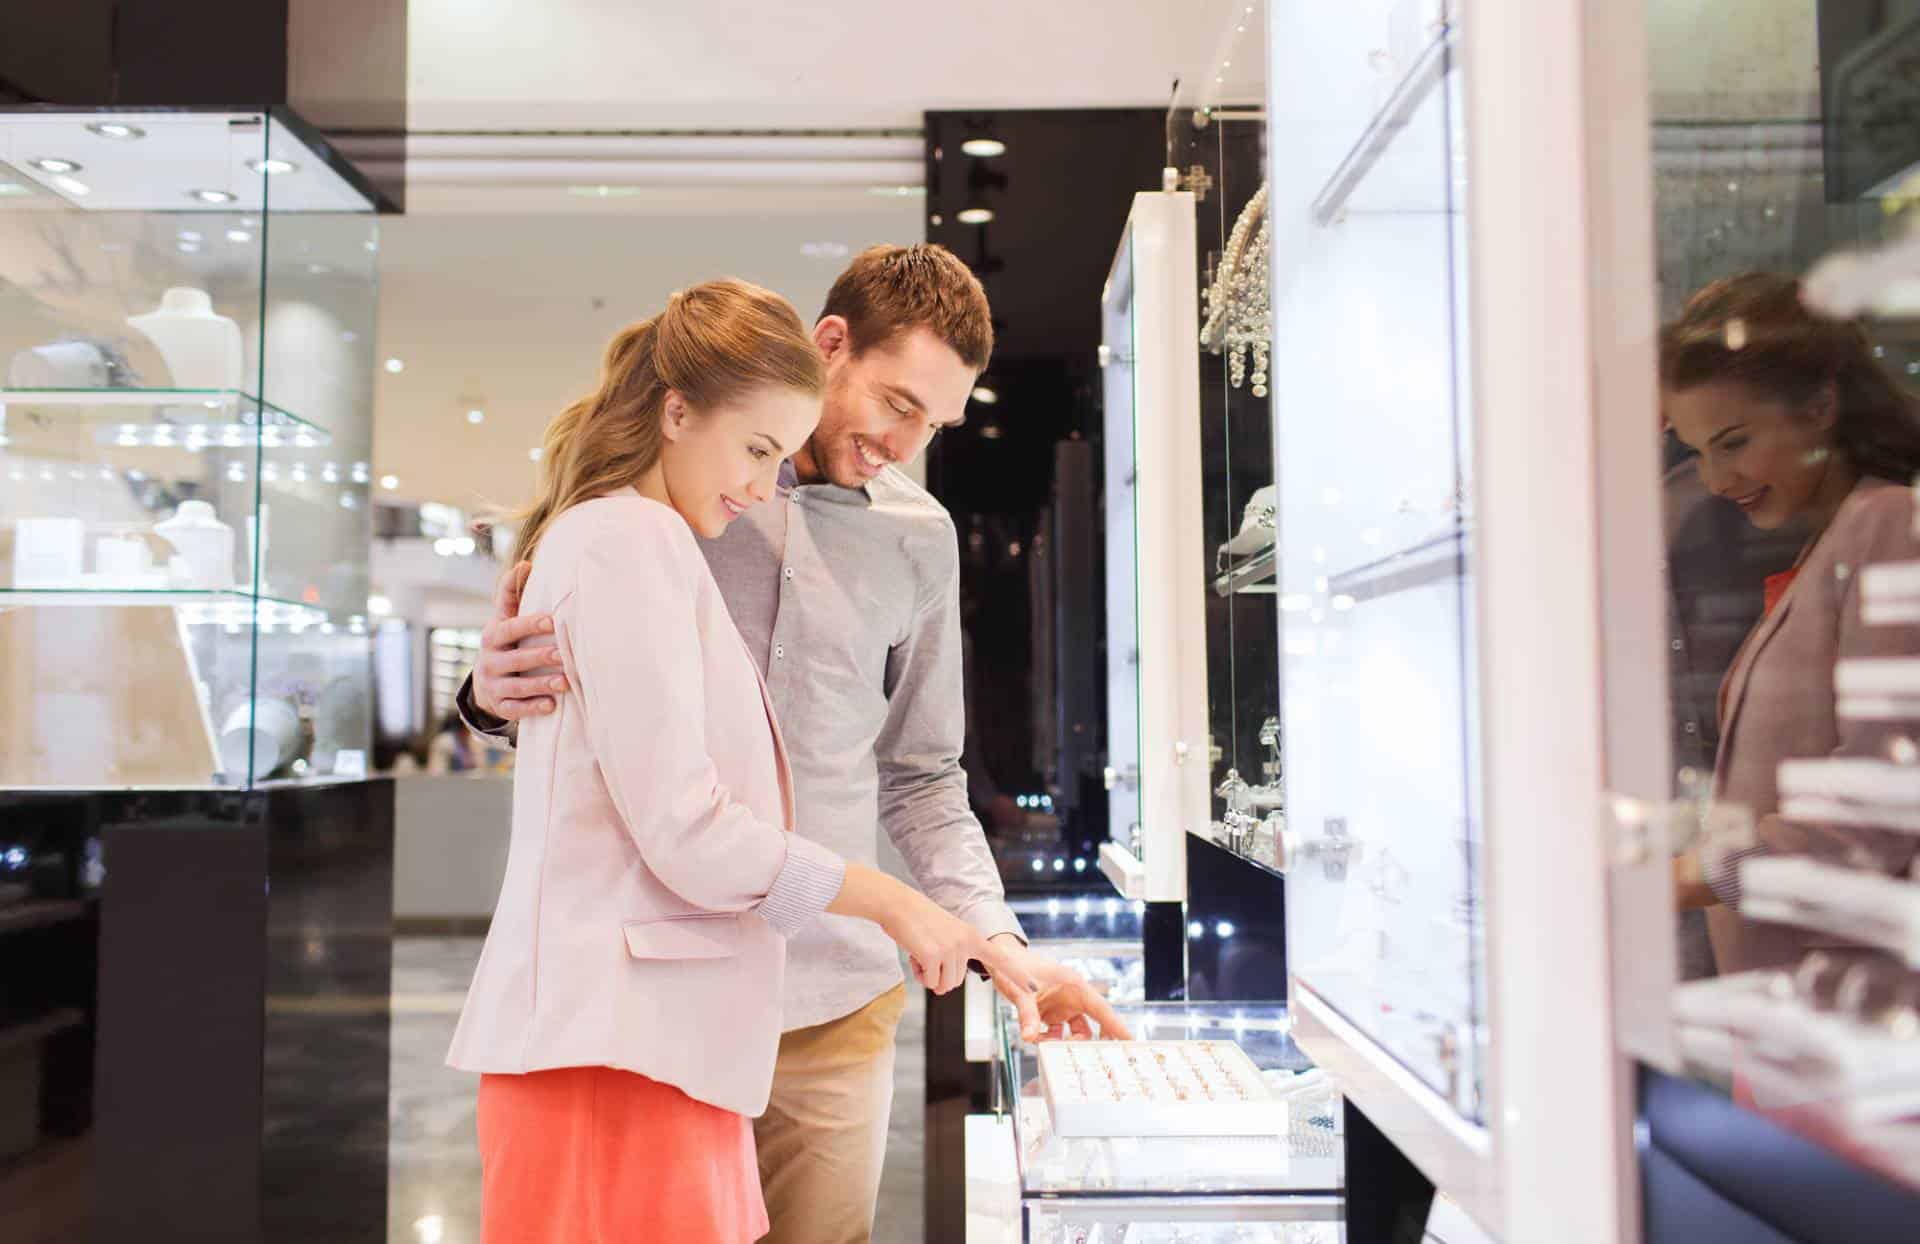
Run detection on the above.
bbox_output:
[1098,189,1210,906]
[1266,1,1664,1238]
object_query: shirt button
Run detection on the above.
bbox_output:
[784,567,795,581]
[1684,722,1698,735]
[775,644,786,659]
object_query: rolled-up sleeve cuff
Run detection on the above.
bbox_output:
[961,900,1026,946]
[759,834,847,938]
[1706,843,1766,910]
[455,675,517,743]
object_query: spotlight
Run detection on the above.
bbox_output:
[30,158,81,174]
[957,207,994,225]
[961,138,1006,158]
[248,158,298,176]
[190,189,237,204]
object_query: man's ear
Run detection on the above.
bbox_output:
[814,315,851,363]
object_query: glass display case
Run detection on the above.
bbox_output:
[1260,0,1669,1236]
[1099,191,1208,904]
[0,109,380,789]
[989,996,1344,1240]
[1168,1,1289,879]
[1265,0,1484,1117]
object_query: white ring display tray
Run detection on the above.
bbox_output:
[1037,1040,1286,1138]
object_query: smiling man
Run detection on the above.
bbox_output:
[458,244,1125,1244]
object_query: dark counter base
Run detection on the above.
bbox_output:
[0,781,395,1244]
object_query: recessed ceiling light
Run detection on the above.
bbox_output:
[248,158,298,176]
[971,385,999,405]
[380,475,399,490]
[961,138,1006,158]
[30,158,81,174]
[0,182,31,197]
[178,230,202,243]
[87,122,146,140]
[957,207,994,225]
[190,189,237,204]
[528,447,544,462]
[227,229,253,243]
[467,409,485,425]
[384,358,404,374]
[178,241,201,254]
[307,263,330,275]
[54,176,91,198]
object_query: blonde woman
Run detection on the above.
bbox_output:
[446,279,1037,1243]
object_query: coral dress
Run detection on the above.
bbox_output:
[477,1066,769,1244]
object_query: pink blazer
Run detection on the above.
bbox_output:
[446,491,847,1117]
[1708,477,1920,975]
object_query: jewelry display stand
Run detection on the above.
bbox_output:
[1038,1040,1284,1137]
[125,287,244,391]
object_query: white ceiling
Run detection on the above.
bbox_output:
[373,0,1227,515]
[408,0,1216,131]
[372,205,920,510]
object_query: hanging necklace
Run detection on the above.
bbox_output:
[1201,183,1273,396]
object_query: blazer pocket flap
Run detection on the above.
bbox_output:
[623,913,743,961]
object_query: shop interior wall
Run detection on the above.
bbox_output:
[923,108,1166,874]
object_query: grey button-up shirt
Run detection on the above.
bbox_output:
[463,462,1022,1031]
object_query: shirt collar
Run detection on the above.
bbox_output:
[780,458,875,506]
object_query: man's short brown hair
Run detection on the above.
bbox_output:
[820,243,994,372]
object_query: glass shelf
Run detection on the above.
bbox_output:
[0,388,332,448]
[1215,547,1279,596]
[1324,529,1466,605]
[1311,22,1458,224]
[0,588,342,629]
[994,997,1344,1202]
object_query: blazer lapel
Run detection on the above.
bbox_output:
[1713,581,1798,779]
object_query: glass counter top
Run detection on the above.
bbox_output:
[1014,892,1149,944]
[994,998,1344,1201]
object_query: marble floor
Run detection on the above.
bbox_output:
[387,937,927,1244]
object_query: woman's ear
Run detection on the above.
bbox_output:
[1806,380,1841,436]
[661,390,689,442]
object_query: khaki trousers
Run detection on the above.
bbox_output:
[754,985,908,1244]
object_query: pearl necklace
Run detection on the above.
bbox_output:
[1200,183,1273,397]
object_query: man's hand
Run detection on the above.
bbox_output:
[990,935,1133,1041]
[473,561,569,721]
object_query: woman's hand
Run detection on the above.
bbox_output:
[828,865,1042,1038]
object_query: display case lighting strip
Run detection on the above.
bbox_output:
[175,598,332,630]
[98,423,330,450]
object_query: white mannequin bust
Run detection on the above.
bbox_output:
[127,287,245,391]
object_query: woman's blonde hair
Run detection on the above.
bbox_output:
[509,278,824,565]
